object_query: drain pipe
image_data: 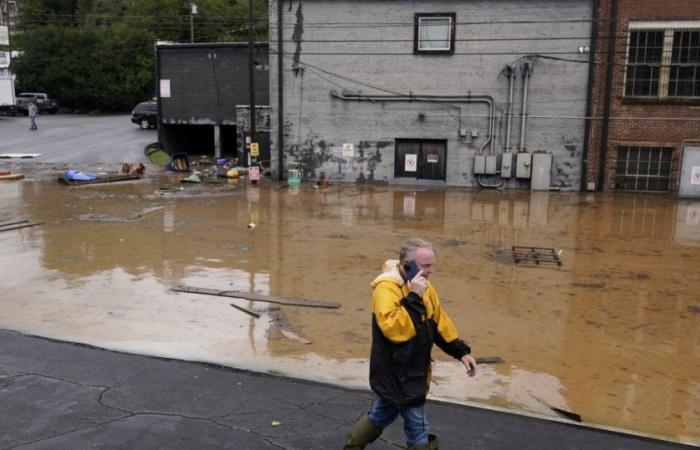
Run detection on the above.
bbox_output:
[505,64,516,152]
[330,92,495,155]
[519,62,532,152]
[276,0,285,180]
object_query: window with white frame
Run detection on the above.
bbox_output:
[414,13,455,54]
[625,22,700,98]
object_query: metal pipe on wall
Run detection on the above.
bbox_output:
[331,92,495,155]
[519,62,532,152]
[505,64,516,152]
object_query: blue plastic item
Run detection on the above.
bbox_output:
[64,170,97,181]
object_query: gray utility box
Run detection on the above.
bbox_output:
[516,153,532,178]
[680,146,700,198]
[531,153,553,190]
[501,153,514,178]
[485,156,498,175]
[474,155,486,174]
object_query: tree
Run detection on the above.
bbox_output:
[12,0,268,111]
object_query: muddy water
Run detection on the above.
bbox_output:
[1,174,699,444]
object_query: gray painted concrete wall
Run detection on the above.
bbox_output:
[269,0,593,189]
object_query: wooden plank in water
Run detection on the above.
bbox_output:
[0,219,28,227]
[172,285,341,309]
[0,173,25,181]
[230,303,260,319]
[58,174,140,186]
[0,222,43,232]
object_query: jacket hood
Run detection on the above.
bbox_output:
[371,259,406,288]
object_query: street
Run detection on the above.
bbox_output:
[0,113,155,163]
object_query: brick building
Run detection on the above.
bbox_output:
[585,0,700,194]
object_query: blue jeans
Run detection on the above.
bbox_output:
[367,397,430,447]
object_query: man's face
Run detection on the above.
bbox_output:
[412,247,435,279]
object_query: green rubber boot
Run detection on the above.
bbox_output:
[408,434,439,450]
[343,415,382,449]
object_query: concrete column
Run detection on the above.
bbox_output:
[214,125,221,158]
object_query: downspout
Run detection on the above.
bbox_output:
[155,43,163,149]
[276,0,284,180]
[505,64,516,152]
[598,0,617,191]
[580,0,599,191]
[519,62,532,152]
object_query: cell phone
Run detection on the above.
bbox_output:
[402,259,420,280]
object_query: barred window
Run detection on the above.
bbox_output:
[669,30,700,97]
[625,25,700,99]
[615,147,673,192]
[625,30,664,97]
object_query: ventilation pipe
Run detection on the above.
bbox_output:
[519,62,532,152]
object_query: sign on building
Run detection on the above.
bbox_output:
[250,142,260,157]
[405,154,417,172]
[342,143,354,157]
[0,26,8,46]
[160,79,171,98]
[0,51,10,69]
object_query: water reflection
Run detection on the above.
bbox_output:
[1,178,699,444]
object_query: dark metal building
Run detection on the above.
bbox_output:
[156,42,270,160]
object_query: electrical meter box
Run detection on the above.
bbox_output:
[501,153,513,178]
[516,153,532,179]
[531,153,553,190]
[474,155,486,174]
[485,156,498,174]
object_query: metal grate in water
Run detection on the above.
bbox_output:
[512,246,562,266]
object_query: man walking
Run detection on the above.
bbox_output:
[344,238,476,450]
[28,102,38,130]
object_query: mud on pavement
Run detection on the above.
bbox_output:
[0,163,699,445]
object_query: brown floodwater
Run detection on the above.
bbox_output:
[1,172,699,445]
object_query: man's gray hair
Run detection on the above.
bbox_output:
[400,237,434,263]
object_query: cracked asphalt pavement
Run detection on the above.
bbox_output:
[0,330,690,449]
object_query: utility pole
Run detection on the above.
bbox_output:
[190,3,197,43]
[247,0,258,175]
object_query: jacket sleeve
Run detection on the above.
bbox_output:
[372,282,417,343]
[431,289,471,360]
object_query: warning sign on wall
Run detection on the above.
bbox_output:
[426,154,439,163]
[405,154,417,172]
[691,166,700,185]
[250,143,260,157]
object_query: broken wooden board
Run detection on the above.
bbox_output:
[0,222,43,232]
[58,174,141,186]
[172,285,341,309]
[475,356,504,365]
[0,153,42,159]
[0,173,25,181]
[0,170,10,176]
[230,303,260,318]
[0,219,28,227]
[269,309,312,344]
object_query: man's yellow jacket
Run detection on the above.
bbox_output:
[369,260,471,407]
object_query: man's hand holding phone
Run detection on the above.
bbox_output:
[408,269,427,297]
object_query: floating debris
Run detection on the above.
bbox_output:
[171,285,341,309]
[512,246,562,267]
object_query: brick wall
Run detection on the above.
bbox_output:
[586,0,700,192]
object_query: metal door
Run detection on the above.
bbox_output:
[395,139,446,181]
[680,146,700,198]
